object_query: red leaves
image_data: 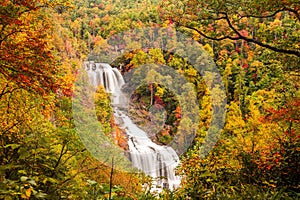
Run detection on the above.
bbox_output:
[19,74,30,84]
[255,150,284,173]
[208,24,214,31]
[154,96,165,107]
[0,0,8,6]
[263,98,300,123]
[14,19,23,26]
[61,85,74,97]
[238,30,249,37]
[242,63,249,69]
[0,1,69,96]
[21,66,28,71]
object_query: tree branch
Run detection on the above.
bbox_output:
[283,7,300,21]
[184,25,239,41]
[52,143,67,174]
[58,166,103,187]
[61,148,86,166]
[0,83,20,100]
[0,29,23,46]
[224,13,300,57]
[240,9,285,19]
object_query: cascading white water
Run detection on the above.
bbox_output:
[85,61,181,191]
[86,61,125,105]
[114,109,181,191]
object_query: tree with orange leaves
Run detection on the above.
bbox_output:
[0,0,71,95]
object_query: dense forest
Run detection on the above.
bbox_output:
[0,0,299,199]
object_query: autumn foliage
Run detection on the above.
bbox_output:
[0,0,299,199]
[0,0,72,95]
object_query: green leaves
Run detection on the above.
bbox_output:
[3,144,20,150]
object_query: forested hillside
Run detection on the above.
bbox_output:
[0,0,299,199]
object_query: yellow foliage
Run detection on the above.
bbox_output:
[192,30,200,41]
[251,60,263,68]
[269,19,282,28]
[203,43,214,57]
[247,50,254,61]
[199,94,212,129]
[225,102,246,136]
[25,188,32,198]
[155,86,164,97]
[225,90,281,159]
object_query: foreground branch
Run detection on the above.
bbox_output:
[224,13,300,57]
[182,16,300,57]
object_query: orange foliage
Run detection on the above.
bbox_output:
[110,117,128,150]
[0,0,70,95]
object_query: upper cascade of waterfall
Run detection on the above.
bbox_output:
[84,61,125,94]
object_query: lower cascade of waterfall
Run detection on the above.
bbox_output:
[85,61,181,191]
[114,108,181,191]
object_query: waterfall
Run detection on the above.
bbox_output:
[85,61,181,191]
[86,61,125,105]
